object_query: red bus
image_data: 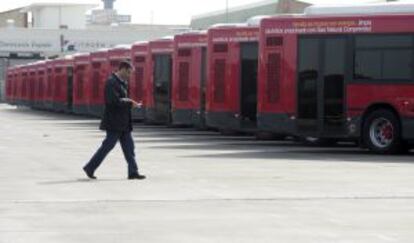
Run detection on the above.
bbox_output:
[20,65,29,107]
[27,63,37,108]
[72,53,91,115]
[172,31,208,128]
[12,66,22,106]
[89,49,109,117]
[130,41,148,121]
[34,61,47,109]
[52,56,74,113]
[10,65,23,105]
[259,8,414,153]
[30,62,39,109]
[206,24,260,133]
[5,67,14,104]
[44,60,55,110]
[146,37,174,124]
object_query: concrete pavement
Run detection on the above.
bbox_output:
[0,104,414,243]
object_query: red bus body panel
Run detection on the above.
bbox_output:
[206,26,259,131]
[19,66,29,106]
[10,66,22,105]
[27,63,37,108]
[73,54,91,115]
[44,60,55,110]
[89,49,109,117]
[52,57,73,112]
[130,42,149,121]
[172,32,207,127]
[34,61,47,109]
[5,67,14,104]
[30,63,40,108]
[14,66,21,105]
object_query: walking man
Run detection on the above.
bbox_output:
[83,61,146,180]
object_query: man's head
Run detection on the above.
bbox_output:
[116,60,133,81]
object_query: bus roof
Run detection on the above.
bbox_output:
[246,15,270,26]
[305,2,414,16]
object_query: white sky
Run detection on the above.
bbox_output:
[0,0,414,25]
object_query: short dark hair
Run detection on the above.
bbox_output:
[118,60,133,70]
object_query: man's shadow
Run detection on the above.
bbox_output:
[37,178,126,185]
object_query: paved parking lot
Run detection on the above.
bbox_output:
[1,103,414,243]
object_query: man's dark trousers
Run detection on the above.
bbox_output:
[84,131,138,176]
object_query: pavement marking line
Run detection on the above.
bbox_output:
[1,196,414,204]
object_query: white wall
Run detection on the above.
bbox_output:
[33,8,58,28]
[0,25,187,56]
[32,6,90,29]
[60,6,88,29]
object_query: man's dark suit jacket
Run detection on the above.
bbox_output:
[99,73,133,132]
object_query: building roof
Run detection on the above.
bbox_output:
[0,7,25,14]
[192,0,279,20]
[192,0,387,20]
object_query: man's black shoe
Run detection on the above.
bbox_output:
[128,173,146,180]
[83,167,97,179]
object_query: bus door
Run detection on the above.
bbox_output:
[153,54,172,123]
[297,36,347,136]
[240,42,259,129]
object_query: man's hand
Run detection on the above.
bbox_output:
[131,100,142,108]
[121,98,142,108]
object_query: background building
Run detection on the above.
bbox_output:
[0,8,28,28]
[190,0,308,30]
[0,1,188,102]
[87,0,132,26]
[21,2,98,29]
[190,0,388,30]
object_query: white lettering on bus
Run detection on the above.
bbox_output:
[177,43,207,48]
[212,36,258,43]
[265,26,372,34]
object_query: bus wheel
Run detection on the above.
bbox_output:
[363,109,403,154]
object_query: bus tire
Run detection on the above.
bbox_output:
[362,109,403,154]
